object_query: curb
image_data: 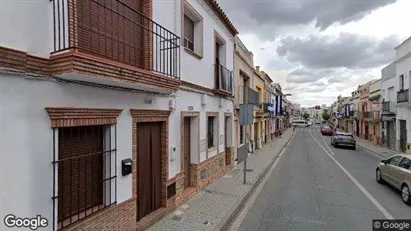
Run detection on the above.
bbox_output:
[215,130,295,231]
[356,143,390,159]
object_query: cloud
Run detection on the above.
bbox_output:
[276,33,399,69]
[220,0,396,38]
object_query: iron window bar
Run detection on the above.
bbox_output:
[52,125,117,230]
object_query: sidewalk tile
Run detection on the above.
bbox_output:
[147,129,294,231]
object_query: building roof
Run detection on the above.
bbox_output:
[204,0,239,36]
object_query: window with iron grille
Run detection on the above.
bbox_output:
[208,117,216,148]
[52,125,117,230]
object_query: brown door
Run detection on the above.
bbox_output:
[137,122,162,221]
[183,118,191,188]
[254,122,258,148]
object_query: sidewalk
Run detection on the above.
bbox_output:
[354,136,398,159]
[147,129,294,231]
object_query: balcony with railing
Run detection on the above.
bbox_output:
[397,89,410,104]
[349,110,354,117]
[363,111,372,119]
[382,101,396,114]
[235,86,259,107]
[214,63,233,96]
[50,0,181,93]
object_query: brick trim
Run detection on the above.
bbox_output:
[130,109,170,225]
[45,107,123,127]
[0,46,50,76]
[181,111,200,171]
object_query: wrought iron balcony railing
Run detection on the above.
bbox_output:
[397,89,409,103]
[382,101,396,113]
[215,63,233,94]
[363,111,372,118]
[52,0,180,78]
[236,86,259,105]
[349,111,354,117]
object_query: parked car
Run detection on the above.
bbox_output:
[376,154,411,205]
[320,126,334,136]
[331,132,356,149]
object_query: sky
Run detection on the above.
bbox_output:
[219,0,411,107]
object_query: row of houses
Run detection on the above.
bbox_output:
[0,0,291,230]
[330,36,411,155]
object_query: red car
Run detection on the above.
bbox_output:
[321,126,334,136]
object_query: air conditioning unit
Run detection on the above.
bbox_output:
[201,94,207,107]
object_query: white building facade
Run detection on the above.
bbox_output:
[0,0,237,230]
[395,36,411,154]
[381,62,397,150]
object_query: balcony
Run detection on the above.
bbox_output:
[363,111,372,119]
[235,86,259,107]
[256,103,271,116]
[50,0,181,93]
[397,89,409,104]
[382,101,396,114]
[349,111,354,117]
[214,63,233,96]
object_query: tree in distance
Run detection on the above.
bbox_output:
[322,109,331,121]
[303,112,310,120]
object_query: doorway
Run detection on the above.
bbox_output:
[183,117,191,189]
[399,119,407,152]
[137,122,162,221]
[253,122,258,150]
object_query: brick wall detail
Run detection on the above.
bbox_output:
[45,107,123,127]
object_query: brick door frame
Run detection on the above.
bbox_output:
[130,109,170,224]
[180,111,200,173]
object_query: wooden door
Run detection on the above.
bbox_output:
[137,122,162,221]
[183,118,191,188]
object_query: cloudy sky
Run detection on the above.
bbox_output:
[219,0,411,107]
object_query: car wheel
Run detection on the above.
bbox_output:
[376,168,384,184]
[402,184,411,205]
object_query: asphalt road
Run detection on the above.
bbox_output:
[234,125,411,231]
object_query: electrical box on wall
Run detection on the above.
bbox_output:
[169,99,176,110]
[121,158,132,176]
[218,98,223,108]
[170,145,176,161]
[201,94,207,106]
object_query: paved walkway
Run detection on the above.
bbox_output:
[354,136,398,159]
[147,129,294,231]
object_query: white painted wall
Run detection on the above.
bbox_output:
[0,0,53,58]
[170,89,234,166]
[381,75,397,102]
[396,108,411,143]
[0,74,177,227]
[396,37,411,60]
[396,50,411,91]
[179,0,235,88]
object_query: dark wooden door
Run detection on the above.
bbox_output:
[137,122,162,221]
[183,118,191,188]
[254,122,258,148]
[400,120,407,152]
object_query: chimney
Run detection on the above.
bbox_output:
[256,66,260,72]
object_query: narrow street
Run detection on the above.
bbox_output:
[233,125,411,231]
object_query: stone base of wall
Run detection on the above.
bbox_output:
[225,147,235,167]
[397,140,411,154]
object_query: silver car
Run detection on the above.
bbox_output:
[376,154,411,205]
[331,132,356,150]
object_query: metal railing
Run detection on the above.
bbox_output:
[349,111,354,117]
[382,101,396,113]
[236,86,259,105]
[397,89,409,103]
[363,111,372,118]
[51,0,180,78]
[52,125,117,230]
[215,63,233,93]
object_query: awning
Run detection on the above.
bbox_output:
[368,94,381,101]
